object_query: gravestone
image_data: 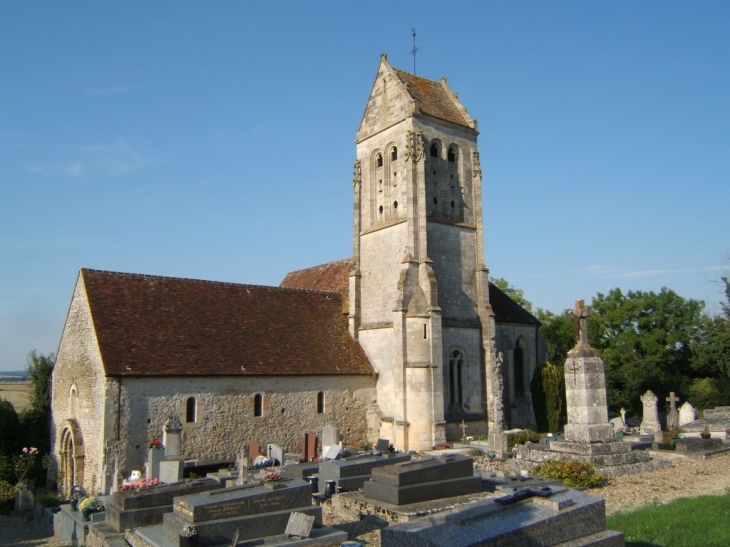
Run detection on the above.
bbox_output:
[562,300,614,443]
[609,417,624,432]
[375,439,390,452]
[362,454,481,505]
[381,489,624,547]
[321,425,340,448]
[267,444,284,466]
[160,415,185,484]
[147,445,163,481]
[318,452,411,491]
[620,407,627,426]
[248,442,261,459]
[323,444,341,460]
[234,446,250,486]
[301,432,318,462]
[640,391,661,435]
[666,392,680,429]
[679,402,697,426]
[284,511,315,538]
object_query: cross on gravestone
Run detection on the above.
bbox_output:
[666,392,680,429]
[569,299,593,348]
[460,420,468,439]
[565,359,581,385]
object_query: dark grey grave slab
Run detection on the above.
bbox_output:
[381,489,624,547]
[155,478,322,546]
[105,478,220,532]
[362,454,481,505]
[318,452,411,491]
[282,462,319,479]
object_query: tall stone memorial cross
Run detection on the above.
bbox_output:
[563,299,614,443]
[666,392,680,429]
[460,420,468,440]
[640,390,661,435]
[160,415,185,484]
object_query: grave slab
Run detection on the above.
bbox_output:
[318,452,411,491]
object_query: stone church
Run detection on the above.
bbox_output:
[51,54,545,494]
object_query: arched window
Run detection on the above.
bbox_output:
[430,143,439,158]
[69,385,78,419]
[390,147,398,161]
[514,340,525,398]
[186,397,196,423]
[254,393,263,417]
[376,153,383,167]
[317,391,325,414]
[449,349,465,408]
[448,146,457,162]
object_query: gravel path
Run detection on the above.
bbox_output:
[4,452,729,547]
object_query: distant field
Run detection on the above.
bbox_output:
[0,381,32,412]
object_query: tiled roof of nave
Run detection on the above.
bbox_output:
[81,268,373,377]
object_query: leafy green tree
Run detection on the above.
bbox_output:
[491,277,533,312]
[588,288,705,416]
[531,361,563,432]
[0,400,21,458]
[536,309,576,370]
[19,352,54,456]
[692,276,730,387]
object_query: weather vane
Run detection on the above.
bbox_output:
[410,29,420,75]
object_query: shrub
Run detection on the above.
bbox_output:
[38,494,61,508]
[507,429,540,449]
[0,480,17,504]
[467,448,484,457]
[532,458,606,488]
[531,361,563,433]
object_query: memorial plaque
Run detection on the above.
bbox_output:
[323,444,341,460]
[285,511,315,538]
[375,438,389,452]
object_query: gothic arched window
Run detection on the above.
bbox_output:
[449,349,465,408]
[390,147,398,161]
[376,153,383,167]
[430,143,439,158]
[514,339,525,398]
[448,146,457,162]
[317,391,325,414]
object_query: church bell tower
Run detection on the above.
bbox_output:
[349,55,495,451]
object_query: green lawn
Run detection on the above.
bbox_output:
[607,491,730,547]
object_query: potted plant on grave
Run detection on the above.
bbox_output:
[78,496,105,521]
[149,437,165,450]
[179,524,198,547]
[700,426,711,439]
[657,432,676,450]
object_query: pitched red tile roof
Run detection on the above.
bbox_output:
[393,69,475,129]
[280,258,354,294]
[80,268,373,377]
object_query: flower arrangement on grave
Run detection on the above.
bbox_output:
[180,524,197,538]
[79,496,104,512]
[261,471,282,483]
[148,437,165,450]
[117,477,161,491]
[13,447,39,485]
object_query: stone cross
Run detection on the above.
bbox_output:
[570,300,593,347]
[620,407,627,426]
[666,392,680,429]
[460,420,468,440]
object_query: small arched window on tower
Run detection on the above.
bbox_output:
[448,146,457,162]
[430,143,439,158]
[254,393,263,417]
[514,339,525,398]
[376,153,383,168]
[186,397,197,423]
[316,391,325,414]
[390,147,398,161]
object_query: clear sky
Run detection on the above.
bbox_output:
[1,2,728,371]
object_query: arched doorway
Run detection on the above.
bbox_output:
[58,420,84,496]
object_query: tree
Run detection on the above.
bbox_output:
[588,288,705,416]
[692,277,730,385]
[19,351,54,456]
[536,309,576,370]
[0,400,21,458]
[491,277,533,312]
[531,361,563,433]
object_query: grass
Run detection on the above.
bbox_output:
[607,491,730,547]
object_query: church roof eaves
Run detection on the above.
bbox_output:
[79,268,373,377]
[488,282,541,326]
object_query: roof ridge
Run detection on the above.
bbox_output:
[81,268,343,297]
[392,67,443,86]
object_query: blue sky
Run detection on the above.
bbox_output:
[1,2,728,371]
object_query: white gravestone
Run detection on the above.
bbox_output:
[679,401,697,426]
[640,390,661,435]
